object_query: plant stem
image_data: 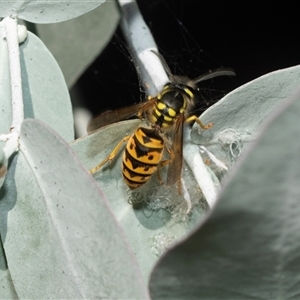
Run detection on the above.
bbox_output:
[118,0,168,96]
[183,142,219,208]
[0,16,26,163]
[5,16,24,133]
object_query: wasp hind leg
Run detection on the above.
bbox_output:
[156,159,171,185]
[156,146,175,185]
[185,115,213,129]
[89,136,130,174]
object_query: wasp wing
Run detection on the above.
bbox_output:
[166,114,184,187]
[87,99,156,133]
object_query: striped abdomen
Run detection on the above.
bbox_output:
[122,127,164,189]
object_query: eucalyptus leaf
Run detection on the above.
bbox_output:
[71,119,208,281]
[0,145,6,188]
[0,147,4,164]
[0,0,105,24]
[0,238,18,299]
[193,65,300,170]
[149,87,300,299]
[0,119,149,299]
[36,1,120,88]
[0,30,73,141]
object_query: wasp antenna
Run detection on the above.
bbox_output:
[151,50,174,79]
[192,68,236,84]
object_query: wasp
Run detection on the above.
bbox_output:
[88,50,235,190]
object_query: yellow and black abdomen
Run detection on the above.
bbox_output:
[122,127,164,189]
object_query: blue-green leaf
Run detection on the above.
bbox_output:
[0,31,73,141]
[192,65,300,171]
[149,86,300,299]
[0,119,149,299]
[0,0,106,24]
[36,1,120,88]
[0,238,18,299]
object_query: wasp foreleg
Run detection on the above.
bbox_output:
[185,115,213,129]
[89,136,130,174]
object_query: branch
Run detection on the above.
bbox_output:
[183,127,220,208]
[0,16,27,166]
[118,0,169,96]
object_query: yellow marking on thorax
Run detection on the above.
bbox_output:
[179,96,188,114]
[158,85,171,99]
[154,109,161,117]
[149,115,157,124]
[164,115,173,122]
[168,108,176,117]
[157,102,166,111]
[184,87,194,99]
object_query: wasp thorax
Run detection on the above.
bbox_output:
[150,84,195,129]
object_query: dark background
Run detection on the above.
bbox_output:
[75,1,299,118]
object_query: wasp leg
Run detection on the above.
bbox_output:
[89,136,130,174]
[185,115,213,129]
[156,159,171,185]
[156,146,175,185]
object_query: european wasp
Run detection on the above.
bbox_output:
[88,50,235,190]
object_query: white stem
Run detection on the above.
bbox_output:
[183,126,219,208]
[4,16,24,133]
[180,176,192,214]
[199,145,228,171]
[118,0,168,95]
[0,17,25,164]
